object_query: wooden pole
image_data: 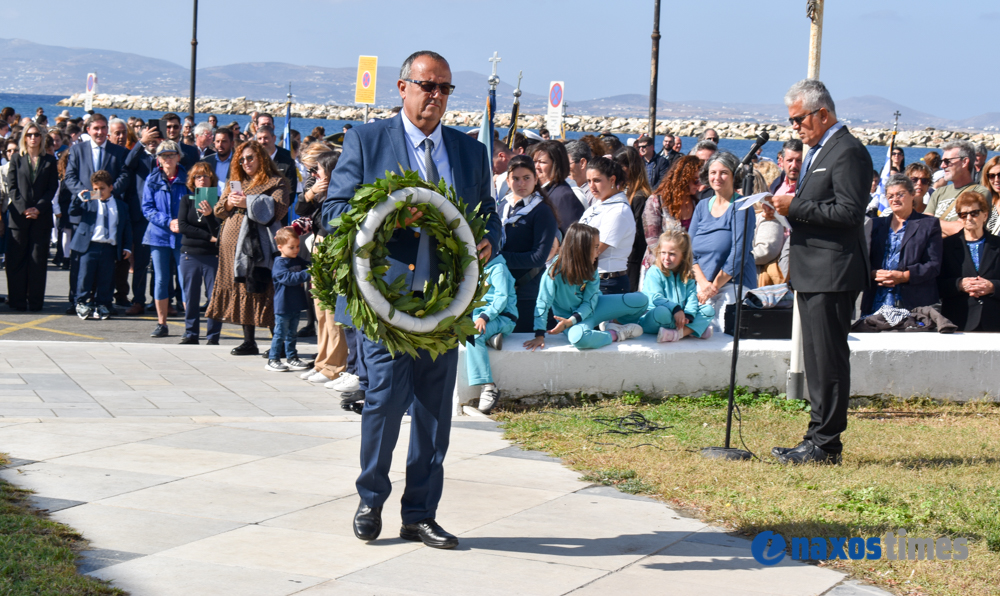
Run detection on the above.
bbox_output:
[648,0,661,139]
[189,0,198,121]
[807,0,824,79]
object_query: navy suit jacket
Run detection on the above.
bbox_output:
[323,114,502,285]
[68,196,133,260]
[860,211,943,314]
[64,142,131,202]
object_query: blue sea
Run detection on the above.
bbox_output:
[1,92,988,169]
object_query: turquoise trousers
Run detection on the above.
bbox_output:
[466,316,516,386]
[565,292,648,350]
[630,303,715,338]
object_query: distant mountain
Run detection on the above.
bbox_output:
[2,38,999,131]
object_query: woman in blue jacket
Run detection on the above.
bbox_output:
[142,141,188,338]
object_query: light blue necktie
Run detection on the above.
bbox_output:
[411,139,439,292]
[802,144,820,177]
[93,144,103,173]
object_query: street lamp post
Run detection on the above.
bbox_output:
[648,0,661,139]
[189,0,199,122]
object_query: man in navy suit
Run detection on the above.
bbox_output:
[323,51,502,549]
[64,114,131,312]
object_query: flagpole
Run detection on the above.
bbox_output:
[188,0,198,122]
[648,0,661,139]
[504,71,522,149]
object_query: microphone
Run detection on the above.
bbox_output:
[739,132,770,167]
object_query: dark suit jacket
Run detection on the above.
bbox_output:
[786,126,873,293]
[178,142,201,170]
[323,114,502,320]
[125,142,157,225]
[938,232,1000,331]
[68,196,133,260]
[65,141,131,202]
[5,153,59,230]
[271,146,297,196]
[860,211,943,314]
[645,153,671,190]
[768,172,786,195]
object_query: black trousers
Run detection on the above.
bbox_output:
[4,222,51,310]
[114,257,131,305]
[797,290,858,454]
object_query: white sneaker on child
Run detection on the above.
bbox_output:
[605,322,643,342]
[478,384,500,414]
[657,327,682,343]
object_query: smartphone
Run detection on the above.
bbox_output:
[229,181,242,194]
[81,190,91,202]
[145,119,162,139]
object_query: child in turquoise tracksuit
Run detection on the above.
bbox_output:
[637,230,715,342]
[467,254,518,414]
[524,223,648,352]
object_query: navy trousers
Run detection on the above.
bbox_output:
[178,253,222,340]
[130,221,150,306]
[356,335,457,524]
[76,243,116,307]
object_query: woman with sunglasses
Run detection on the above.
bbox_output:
[889,148,905,174]
[979,156,1000,236]
[206,140,290,355]
[904,163,933,213]
[5,123,59,311]
[939,190,1000,331]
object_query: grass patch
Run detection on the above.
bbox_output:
[496,388,1000,596]
[0,453,126,596]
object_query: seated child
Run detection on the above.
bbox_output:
[467,254,518,414]
[524,223,648,351]
[639,230,715,341]
[267,227,314,373]
[69,170,132,320]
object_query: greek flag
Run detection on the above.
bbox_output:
[870,144,893,216]
[282,100,292,150]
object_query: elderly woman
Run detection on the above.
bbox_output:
[142,141,189,338]
[177,161,222,345]
[206,140,290,356]
[4,122,59,311]
[689,151,756,331]
[578,157,635,295]
[530,141,584,235]
[860,173,942,316]
[939,191,1000,331]
[980,156,1000,236]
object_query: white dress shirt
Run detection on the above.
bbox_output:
[90,139,108,171]
[91,198,118,245]
[400,112,453,187]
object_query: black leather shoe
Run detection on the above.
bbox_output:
[230,341,259,356]
[771,440,810,458]
[340,390,366,412]
[353,500,382,541]
[297,324,316,338]
[400,518,459,549]
[206,338,219,346]
[179,335,199,345]
[776,441,841,465]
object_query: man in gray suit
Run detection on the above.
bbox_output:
[772,80,872,465]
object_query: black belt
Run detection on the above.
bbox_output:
[599,271,627,280]
[500,311,518,322]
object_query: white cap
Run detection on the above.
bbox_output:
[523,130,543,141]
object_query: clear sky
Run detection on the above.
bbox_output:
[11,0,999,119]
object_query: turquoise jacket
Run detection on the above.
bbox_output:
[475,255,518,323]
[534,259,601,331]
[642,266,714,319]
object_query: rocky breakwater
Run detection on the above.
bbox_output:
[59,93,1000,150]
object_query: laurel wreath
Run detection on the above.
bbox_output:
[310,170,488,360]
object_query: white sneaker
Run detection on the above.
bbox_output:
[299,368,317,380]
[306,371,329,383]
[478,384,500,414]
[605,322,643,342]
[327,372,360,393]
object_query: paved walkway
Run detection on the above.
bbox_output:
[0,340,889,596]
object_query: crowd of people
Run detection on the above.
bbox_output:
[1,99,999,414]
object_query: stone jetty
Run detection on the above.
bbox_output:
[58,93,1000,150]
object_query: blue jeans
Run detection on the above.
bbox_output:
[179,253,222,340]
[466,315,516,386]
[599,274,630,295]
[270,312,301,359]
[565,292,648,350]
[149,245,183,303]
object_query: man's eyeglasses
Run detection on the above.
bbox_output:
[402,79,456,96]
[941,157,965,167]
[910,177,931,185]
[788,109,820,126]
[957,209,982,220]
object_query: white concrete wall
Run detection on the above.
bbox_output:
[454,332,1000,410]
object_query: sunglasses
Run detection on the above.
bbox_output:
[909,177,931,185]
[957,209,982,220]
[988,173,1000,180]
[25,132,42,138]
[402,78,456,96]
[788,109,820,126]
[941,157,965,167]
[239,155,256,164]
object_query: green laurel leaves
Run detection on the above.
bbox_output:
[310,171,488,360]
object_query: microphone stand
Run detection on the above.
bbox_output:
[700,156,758,461]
